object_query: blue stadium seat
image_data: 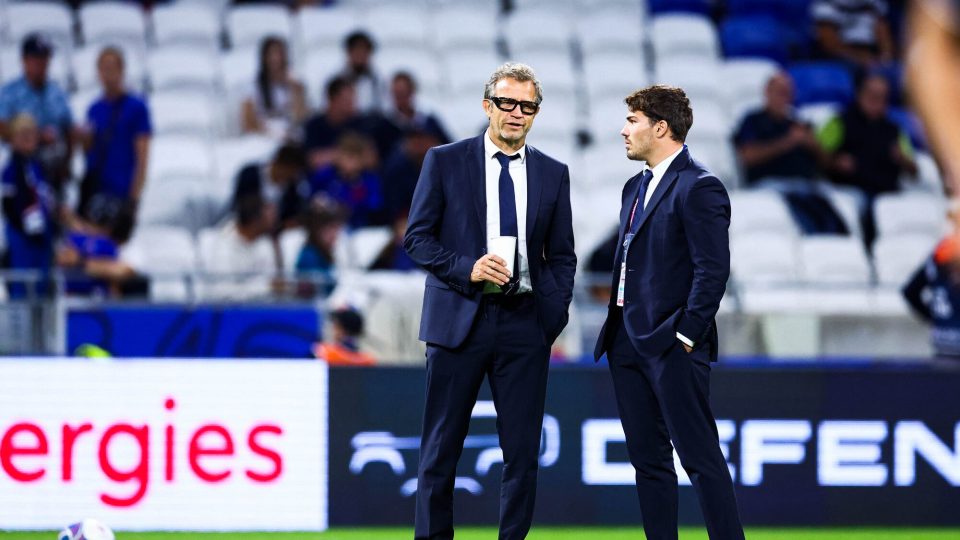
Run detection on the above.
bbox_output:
[648,0,712,15]
[887,107,927,151]
[726,0,811,20]
[720,16,788,64]
[788,62,854,105]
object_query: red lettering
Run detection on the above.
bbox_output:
[98,424,149,507]
[165,398,175,482]
[0,423,48,481]
[62,423,93,481]
[246,425,283,482]
[189,425,234,482]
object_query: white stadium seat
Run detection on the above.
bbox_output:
[504,9,574,55]
[576,9,646,56]
[366,6,430,49]
[148,46,219,93]
[225,5,293,50]
[147,135,215,183]
[582,51,648,102]
[729,190,798,237]
[152,3,221,50]
[654,58,723,104]
[650,14,720,61]
[121,225,198,301]
[731,232,801,286]
[874,192,947,238]
[212,136,279,207]
[149,91,220,138]
[297,6,364,50]
[343,227,394,270]
[510,50,578,100]
[874,233,939,286]
[445,49,503,97]
[799,236,871,285]
[686,136,740,189]
[721,58,780,123]
[433,6,498,53]
[686,99,734,140]
[78,2,148,52]
[376,47,443,96]
[138,176,208,232]
[6,2,74,53]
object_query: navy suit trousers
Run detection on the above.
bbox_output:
[415,294,550,540]
[607,309,744,540]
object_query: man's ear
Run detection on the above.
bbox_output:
[482,99,492,118]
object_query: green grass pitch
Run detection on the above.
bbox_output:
[3,529,960,539]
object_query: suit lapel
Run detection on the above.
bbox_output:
[631,147,690,234]
[525,146,543,241]
[613,173,642,263]
[467,135,486,238]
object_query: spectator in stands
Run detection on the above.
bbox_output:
[303,77,368,171]
[241,36,308,140]
[77,47,152,220]
[379,72,451,154]
[381,126,443,221]
[312,306,375,366]
[338,31,383,114]
[295,197,344,297]
[819,73,918,247]
[57,200,143,298]
[232,143,310,231]
[813,0,896,70]
[310,133,386,229]
[0,34,72,194]
[903,204,960,359]
[205,194,278,300]
[2,113,56,299]
[733,72,848,234]
[370,211,417,271]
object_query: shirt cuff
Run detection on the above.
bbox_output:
[676,332,694,348]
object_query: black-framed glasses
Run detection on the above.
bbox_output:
[487,96,540,115]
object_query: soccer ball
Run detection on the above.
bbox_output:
[58,519,115,540]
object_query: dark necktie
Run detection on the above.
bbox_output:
[627,169,654,236]
[495,151,521,293]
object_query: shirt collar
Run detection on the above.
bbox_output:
[484,129,526,164]
[645,144,685,182]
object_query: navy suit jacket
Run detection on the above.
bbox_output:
[403,134,577,349]
[594,147,730,362]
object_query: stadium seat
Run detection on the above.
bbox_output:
[147,135,216,185]
[121,225,198,301]
[650,14,720,61]
[654,58,723,103]
[911,152,944,194]
[212,136,279,209]
[279,227,307,273]
[576,9,646,56]
[152,3,221,50]
[71,45,146,93]
[504,8,574,55]
[686,135,740,189]
[149,91,220,138]
[799,236,871,285]
[225,4,293,50]
[582,51,648,102]
[376,47,443,96]
[195,227,274,301]
[582,146,642,189]
[444,49,503,97]
[366,6,430,50]
[148,46,219,93]
[874,192,947,238]
[589,98,633,147]
[78,2,148,53]
[298,47,344,110]
[510,50,578,100]
[648,0,712,15]
[437,94,488,141]
[530,92,578,140]
[296,6,365,51]
[686,99,734,140]
[721,58,780,123]
[729,190,798,237]
[344,227,393,270]
[433,6,498,54]
[5,2,74,54]
[138,176,208,233]
[720,15,789,64]
[731,231,801,285]
[788,62,854,105]
[873,233,939,287]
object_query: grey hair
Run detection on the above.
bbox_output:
[483,62,543,104]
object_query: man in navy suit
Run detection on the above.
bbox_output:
[404,63,576,540]
[594,86,744,540]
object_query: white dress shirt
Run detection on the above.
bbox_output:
[484,130,532,293]
[639,145,695,347]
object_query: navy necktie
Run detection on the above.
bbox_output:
[628,169,654,236]
[495,151,521,293]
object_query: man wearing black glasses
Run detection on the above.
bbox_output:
[404,63,576,540]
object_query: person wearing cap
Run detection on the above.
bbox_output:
[1,113,56,299]
[0,33,73,192]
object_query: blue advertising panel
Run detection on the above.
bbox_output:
[328,365,960,526]
[67,305,319,358]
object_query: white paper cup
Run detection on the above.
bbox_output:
[488,236,517,276]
